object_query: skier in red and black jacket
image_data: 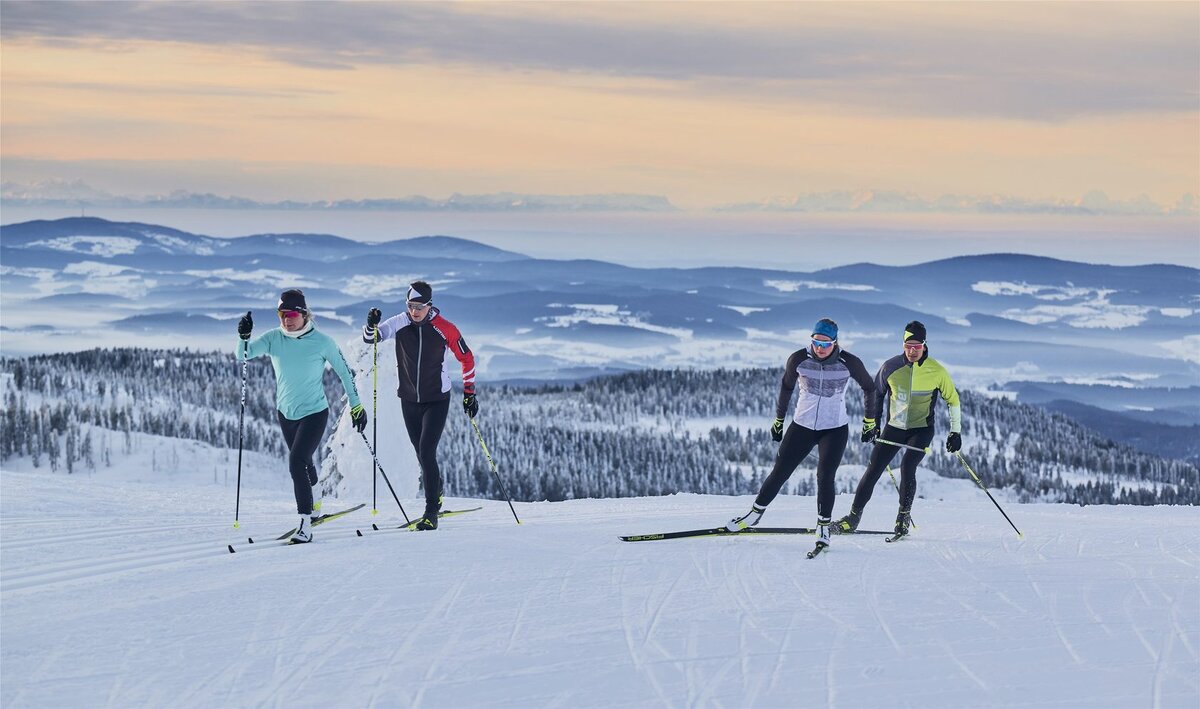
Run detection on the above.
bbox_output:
[363,281,477,530]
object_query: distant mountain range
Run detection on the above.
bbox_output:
[717,188,1198,217]
[0,181,677,212]
[2,216,1197,460]
[4,179,1195,216]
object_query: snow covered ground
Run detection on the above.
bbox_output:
[2,465,1198,708]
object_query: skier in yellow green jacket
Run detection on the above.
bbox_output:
[833,320,961,538]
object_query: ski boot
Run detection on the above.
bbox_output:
[726,504,765,532]
[886,508,911,543]
[832,507,861,535]
[290,515,313,544]
[414,506,439,531]
[807,518,832,559]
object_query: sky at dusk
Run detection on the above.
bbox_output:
[2,0,1198,215]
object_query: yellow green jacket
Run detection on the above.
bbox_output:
[873,350,961,432]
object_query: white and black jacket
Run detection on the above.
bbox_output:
[775,345,877,430]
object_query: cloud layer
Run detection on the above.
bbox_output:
[4,1,1197,121]
[3,2,1197,210]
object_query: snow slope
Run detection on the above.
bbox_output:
[2,465,1197,708]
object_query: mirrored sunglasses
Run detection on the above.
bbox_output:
[903,341,925,350]
[278,310,303,319]
[810,338,836,349]
[406,301,430,311]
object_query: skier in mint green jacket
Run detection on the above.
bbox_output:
[236,288,367,543]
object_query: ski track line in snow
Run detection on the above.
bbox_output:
[420,574,475,703]
[617,561,676,708]
[0,523,373,593]
[1155,536,1199,569]
[264,562,378,706]
[695,549,755,707]
[862,567,903,654]
[943,641,991,692]
[720,544,796,705]
[1,520,234,549]
[689,540,760,704]
[1152,603,1175,709]
[1,544,223,593]
[784,559,850,631]
[392,571,473,708]
[645,547,704,704]
[931,548,1009,631]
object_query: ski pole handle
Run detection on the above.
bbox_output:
[877,438,931,454]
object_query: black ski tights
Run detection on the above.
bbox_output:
[401,398,450,513]
[755,422,848,519]
[850,425,936,513]
[277,408,329,515]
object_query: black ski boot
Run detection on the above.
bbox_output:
[886,508,911,543]
[832,507,861,535]
[414,505,439,531]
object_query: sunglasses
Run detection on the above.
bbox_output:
[406,302,430,311]
[903,342,925,350]
[278,310,303,319]
[810,338,835,349]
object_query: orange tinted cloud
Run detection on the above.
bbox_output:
[2,1,1196,208]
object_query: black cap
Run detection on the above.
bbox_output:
[903,320,926,343]
[278,289,308,314]
[407,281,433,304]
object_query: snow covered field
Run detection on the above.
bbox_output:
[2,466,1198,708]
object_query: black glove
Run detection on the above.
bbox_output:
[463,393,479,419]
[946,432,962,453]
[363,307,383,343]
[861,418,878,444]
[350,404,368,433]
[770,417,784,442]
[237,311,253,340]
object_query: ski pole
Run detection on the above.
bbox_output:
[471,418,520,524]
[233,338,248,528]
[954,451,1023,538]
[885,465,917,530]
[877,438,931,454]
[372,338,378,516]
[358,430,411,525]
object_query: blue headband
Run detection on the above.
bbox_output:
[812,319,838,341]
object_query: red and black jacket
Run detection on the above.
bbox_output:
[365,307,475,403]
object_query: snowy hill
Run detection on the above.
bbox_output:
[2,349,1197,706]
[1,468,1197,708]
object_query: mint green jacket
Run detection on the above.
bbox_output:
[236,327,361,421]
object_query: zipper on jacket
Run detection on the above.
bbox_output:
[415,326,423,403]
[811,359,822,429]
[905,361,915,429]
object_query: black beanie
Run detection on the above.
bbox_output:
[407,281,433,304]
[278,289,308,313]
[904,320,926,343]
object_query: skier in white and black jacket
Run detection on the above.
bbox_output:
[727,318,878,550]
[363,281,477,531]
